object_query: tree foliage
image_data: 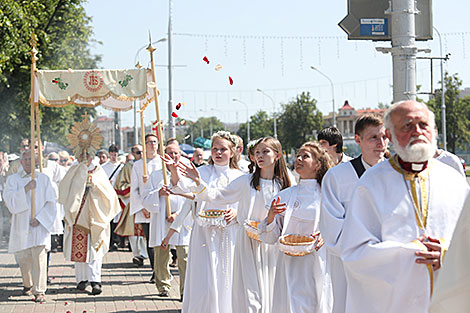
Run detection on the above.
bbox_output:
[237,110,274,144]
[185,116,225,142]
[277,92,323,151]
[0,0,101,152]
[427,73,470,153]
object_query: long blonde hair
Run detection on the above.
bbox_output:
[299,141,334,185]
[208,131,240,169]
[250,137,291,191]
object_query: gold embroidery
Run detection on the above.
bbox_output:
[389,156,430,229]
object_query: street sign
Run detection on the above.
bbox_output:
[339,0,432,41]
[360,18,388,36]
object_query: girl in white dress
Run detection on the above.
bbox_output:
[161,131,243,313]
[176,137,294,313]
[259,141,334,313]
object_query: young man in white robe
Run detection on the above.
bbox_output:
[130,133,162,282]
[143,143,193,299]
[59,152,120,295]
[3,150,57,303]
[320,114,388,313]
[341,100,470,313]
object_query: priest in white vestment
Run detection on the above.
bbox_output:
[429,194,470,313]
[320,114,388,313]
[59,153,120,295]
[341,100,469,313]
[4,150,57,303]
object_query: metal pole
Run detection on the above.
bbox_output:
[434,26,446,150]
[256,89,277,138]
[167,0,176,139]
[310,66,336,127]
[232,99,250,143]
[390,0,417,102]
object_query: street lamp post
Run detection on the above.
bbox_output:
[256,88,277,139]
[232,99,250,143]
[310,66,336,127]
[434,26,447,150]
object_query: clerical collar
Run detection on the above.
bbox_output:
[397,156,428,173]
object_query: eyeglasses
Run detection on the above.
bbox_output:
[134,151,142,155]
[49,158,58,162]
[59,159,68,163]
[146,141,158,145]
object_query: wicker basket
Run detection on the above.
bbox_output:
[279,234,316,256]
[198,209,227,227]
[244,220,261,242]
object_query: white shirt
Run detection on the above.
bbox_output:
[143,169,193,246]
[130,156,162,223]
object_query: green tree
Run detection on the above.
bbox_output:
[237,110,274,144]
[186,116,225,142]
[427,73,470,153]
[0,0,101,152]
[277,92,323,151]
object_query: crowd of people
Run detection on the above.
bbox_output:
[0,99,468,312]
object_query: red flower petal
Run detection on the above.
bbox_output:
[172,112,178,118]
[229,76,233,85]
[176,103,181,110]
[203,56,209,64]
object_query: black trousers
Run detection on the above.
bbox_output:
[141,223,154,274]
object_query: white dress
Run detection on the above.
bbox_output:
[195,173,290,313]
[174,164,243,313]
[259,179,331,313]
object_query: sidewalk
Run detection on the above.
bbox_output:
[0,239,182,313]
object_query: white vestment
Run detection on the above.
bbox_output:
[174,164,243,313]
[142,169,193,247]
[59,162,120,263]
[320,156,375,313]
[130,156,162,224]
[43,160,67,235]
[320,161,357,313]
[435,149,466,177]
[102,161,123,222]
[259,179,331,313]
[429,194,470,313]
[195,173,292,313]
[4,170,57,253]
[341,158,469,313]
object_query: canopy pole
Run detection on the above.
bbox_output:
[147,35,171,217]
[29,33,38,218]
[138,101,149,183]
[35,103,43,172]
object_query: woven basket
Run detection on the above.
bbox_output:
[279,234,316,256]
[244,220,261,242]
[198,209,227,228]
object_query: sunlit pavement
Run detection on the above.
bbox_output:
[0,240,182,313]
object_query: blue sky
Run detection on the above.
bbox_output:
[83,0,470,127]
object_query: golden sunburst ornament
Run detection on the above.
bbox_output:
[67,113,103,158]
